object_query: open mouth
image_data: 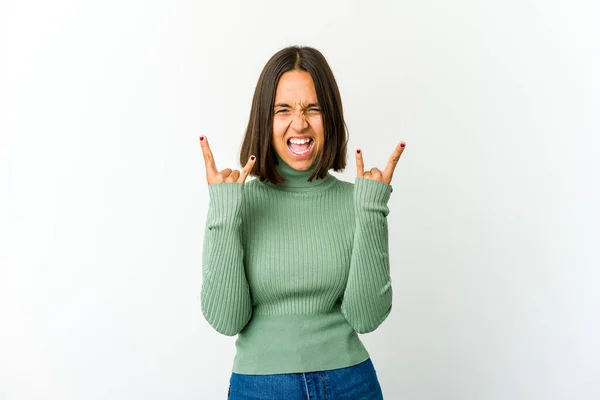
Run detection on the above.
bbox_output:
[287,137,314,155]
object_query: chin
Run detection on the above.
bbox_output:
[284,157,313,170]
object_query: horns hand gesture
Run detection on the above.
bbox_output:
[200,135,256,185]
[356,141,406,184]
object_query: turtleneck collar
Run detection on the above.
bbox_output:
[261,154,336,193]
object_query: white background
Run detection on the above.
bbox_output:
[1,0,599,399]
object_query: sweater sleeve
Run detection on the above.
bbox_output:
[200,182,252,336]
[341,177,394,334]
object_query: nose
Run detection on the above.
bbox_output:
[290,110,309,132]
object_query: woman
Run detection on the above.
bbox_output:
[199,45,405,399]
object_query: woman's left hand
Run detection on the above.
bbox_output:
[355,141,406,185]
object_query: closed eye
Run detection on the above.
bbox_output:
[274,107,320,115]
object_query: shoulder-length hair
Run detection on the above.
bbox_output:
[239,46,348,184]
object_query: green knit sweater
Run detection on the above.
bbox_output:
[201,155,394,375]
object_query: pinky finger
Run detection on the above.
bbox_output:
[239,155,256,183]
[355,149,365,178]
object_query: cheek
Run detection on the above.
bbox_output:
[272,119,288,138]
[311,119,325,141]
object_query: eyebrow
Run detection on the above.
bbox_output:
[274,103,320,108]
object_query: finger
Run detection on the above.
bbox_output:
[363,170,372,179]
[355,149,364,178]
[238,155,256,183]
[199,136,218,177]
[370,167,382,180]
[219,168,233,178]
[227,170,241,182]
[384,141,405,178]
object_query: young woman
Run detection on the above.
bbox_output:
[200,45,405,399]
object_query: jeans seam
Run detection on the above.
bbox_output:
[302,373,310,400]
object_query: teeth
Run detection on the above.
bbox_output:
[289,138,311,144]
[288,140,314,155]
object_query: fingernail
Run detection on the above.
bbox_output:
[250,155,255,161]
[200,136,204,141]
[356,149,361,154]
[400,142,405,147]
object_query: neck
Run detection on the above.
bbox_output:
[263,154,334,193]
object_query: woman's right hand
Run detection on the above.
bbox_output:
[199,135,256,185]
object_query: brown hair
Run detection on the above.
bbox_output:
[239,46,348,184]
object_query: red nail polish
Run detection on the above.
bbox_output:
[357,149,361,154]
[250,156,255,161]
[200,136,204,141]
[400,142,405,147]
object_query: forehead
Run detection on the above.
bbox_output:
[274,70,317,103]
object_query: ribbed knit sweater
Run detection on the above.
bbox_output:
[201,155,394,375]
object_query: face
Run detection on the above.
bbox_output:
[272,70,324,171]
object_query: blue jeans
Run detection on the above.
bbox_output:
[227,358,384,399]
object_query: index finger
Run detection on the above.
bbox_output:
[199,136,218,177]
[384,141,405,177]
